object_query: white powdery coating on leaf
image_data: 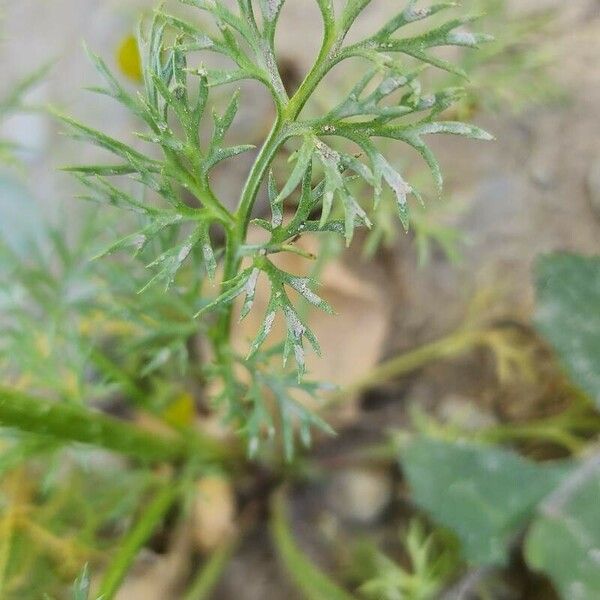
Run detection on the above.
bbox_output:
[446,31,478,47]
[403,6,430,22]
[379,75,408,96]
[263,311,277,336]
[177,242,193,263]
[284,306,306,339]
[196,34,215,49]
[315,139,341,165]
[378,156,412,206]
[418,122,493,140]
[322,190,335,212]
[263,0,283,21]
[202,244,214,261]
[419,94,436,109]
[245,268,260,298]
[289,278,322,307]
[132,234,147,251]
[283,307,307,368]
[568,582,586,600]
[271,201,283,227]
[248,437,260,458]
[260,39,287,98]
[293,343,305,367]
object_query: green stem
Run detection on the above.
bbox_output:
[97,482,179,599]
[0,387,225,464]
[481,423,585,454]
[479,410,600,453]
[182,538,238,600]
[209,22,348,396]
[329,329,487,404]
[270,489,356,600]
[214,118,286,348]
[236,119,286,249]
[285,33,338,121]
[213,24,343,350]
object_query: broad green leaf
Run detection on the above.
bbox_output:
[534,253,600,408]
[525,456,600,600]
[400,437,569,565]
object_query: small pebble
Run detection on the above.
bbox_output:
[327,468,393,524]
[438,395,498,431]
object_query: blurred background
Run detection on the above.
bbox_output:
[0,0,599,598]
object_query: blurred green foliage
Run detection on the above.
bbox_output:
[397,253,600,599]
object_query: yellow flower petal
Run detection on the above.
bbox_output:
[116,34,142,83]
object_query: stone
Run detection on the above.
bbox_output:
[327,468,393,524]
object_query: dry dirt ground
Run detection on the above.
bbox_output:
[1,0,599,598]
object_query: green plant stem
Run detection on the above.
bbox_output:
[478,411,600,454]
[329,329,491,405]
[214,118,286,349]
[212,15,347,353]
[0,387,225,464]
[97,481,179,599]
[284,7,341,120]
[182,538,238,600]
[285,53,332,122]
[483,424,585,454]
[213,27,343,353]
[270,489,357,600]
